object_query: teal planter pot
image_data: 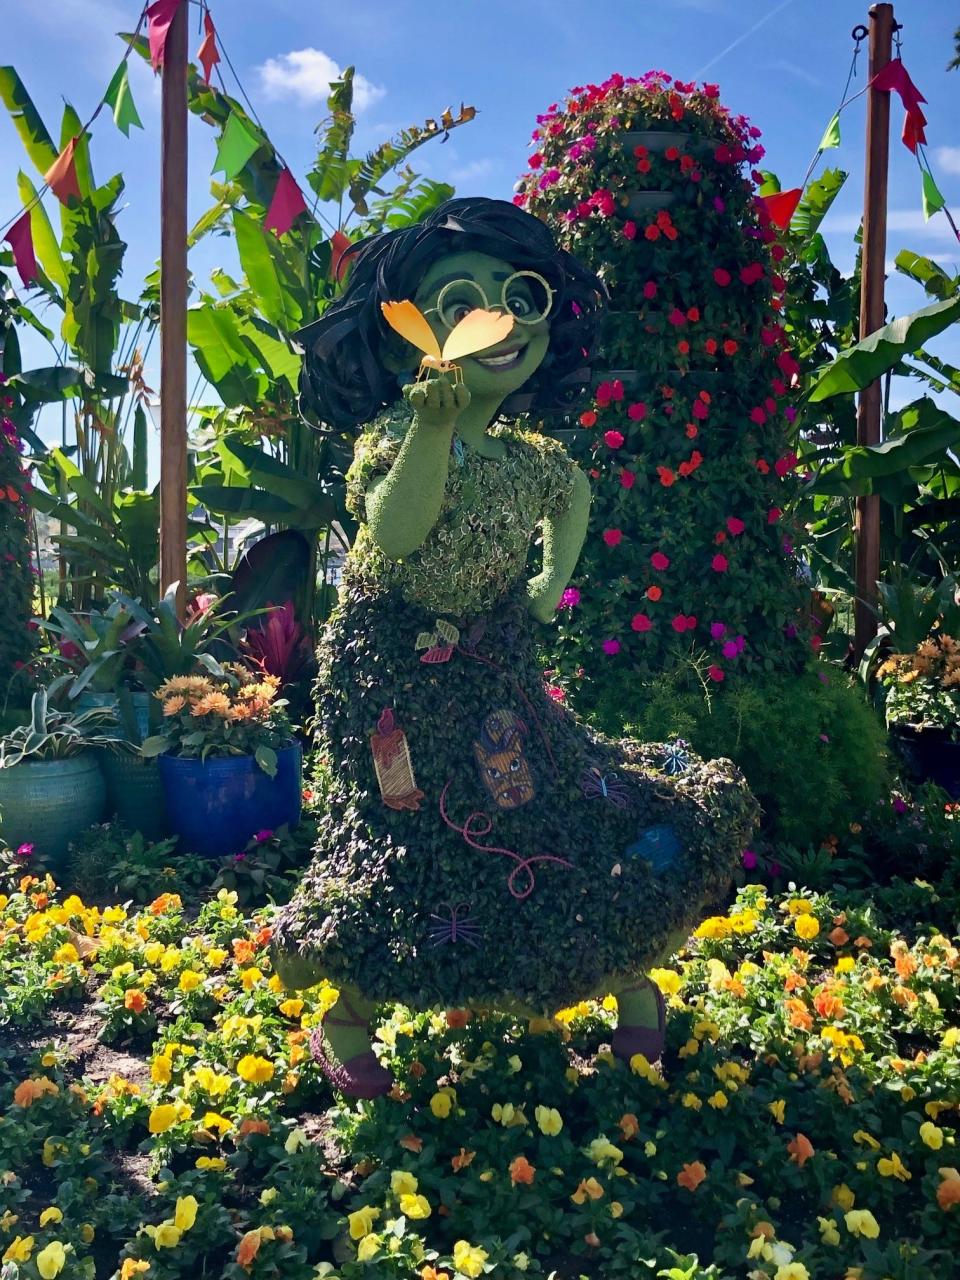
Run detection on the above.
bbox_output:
[0,754,107,866]
[76,690,153,739]
[101,751,169,841]
[158,744,303,857]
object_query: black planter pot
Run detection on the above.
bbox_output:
[890,726,960,799]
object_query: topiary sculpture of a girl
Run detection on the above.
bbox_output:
[272,197,758,1099]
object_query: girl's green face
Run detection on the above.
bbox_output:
[411,251,551,399]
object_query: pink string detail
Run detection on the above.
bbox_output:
[439,780,573,901]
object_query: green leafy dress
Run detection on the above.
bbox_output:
[273,414,757,1012]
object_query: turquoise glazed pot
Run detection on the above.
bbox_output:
[158,744,302,857]
[101,751,169,841]
[0,754,107,866]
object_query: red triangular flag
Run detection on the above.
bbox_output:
[264,167,309,237]
[44,137,81,206]
[330,229,352,280]
[902,105,927,154]
[3,211,38,286]
[761,187,803,230]
[147,0,184,72]
[871,58,927,113]
[197,11,220,86]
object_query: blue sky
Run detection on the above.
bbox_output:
[2,0,958,467]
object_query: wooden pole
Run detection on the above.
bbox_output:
[853,3,894,657]
[159,0,189,616]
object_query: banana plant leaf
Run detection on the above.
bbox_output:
[895,250,960,301]
[809,295,960,401]
[216,434,337,526]
[810,398,960,496]
[0,66,58,175]
[231,530,312,620]
[790,168,847,241]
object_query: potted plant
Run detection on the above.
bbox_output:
[142,660,302,856]
[34,598,149,723]
[0,687,119,864]
[879,634,960,797]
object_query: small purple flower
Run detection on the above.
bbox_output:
[233,852,247,862]
[713,197,726,213]
[254,829,274,844]
[818,671,830,685]
[741,848,758,870]
[892,795,908,815]
[559,587,581,610]
[767,860,783,878]
[16,843,34,859]
[784,623,798,640]
[538,167,561,189]
[819,734,830,743]
[722,640,739,659]
[710,621,727,640]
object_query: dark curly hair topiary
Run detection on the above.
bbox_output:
[297,196,606,433]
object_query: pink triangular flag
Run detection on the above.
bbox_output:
[44,137,81,205]
[761,187,803,230]
[871,58,927,112]
[197,10,220,86]
[330,229,352,280]
[147,0,184,72]
[264,167,309,236]
[4,211,38,286]
[902,105,927,154]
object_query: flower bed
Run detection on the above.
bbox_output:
[1,858,959,1279]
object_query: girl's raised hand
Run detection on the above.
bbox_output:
[404,376,470,429]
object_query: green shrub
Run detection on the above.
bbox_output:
[599,666,889,847]
[0,392,35,696]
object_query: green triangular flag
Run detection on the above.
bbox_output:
[818,112,841,152]
[921,168,946,221]
[213,112,261,180]
[103,62,143,137]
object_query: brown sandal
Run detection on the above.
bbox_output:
[310,994,393,1100]
[611,980,666,1065]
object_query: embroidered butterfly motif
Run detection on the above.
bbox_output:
[427,903,481,947]
[580,765,632,809]
[415,618,460,664]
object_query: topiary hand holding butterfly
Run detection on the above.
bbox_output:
[403,374,471,429]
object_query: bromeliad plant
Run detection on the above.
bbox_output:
[0,685,120,767]
[142,662,293,777]
[879,633,960,739]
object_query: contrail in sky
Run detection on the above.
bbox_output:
[694,0,797,77]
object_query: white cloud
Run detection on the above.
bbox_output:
[934,146,960,176]
[824,209,956,238]
[257,49,384,112]
[450,158,496,183]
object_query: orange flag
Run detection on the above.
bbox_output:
[44,137,81,206]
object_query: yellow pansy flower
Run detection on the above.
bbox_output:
[794,914,820,941]
[178,970,202,993]
[390,1170,418,1197]
[920,1122,945,1150]
[535,1105,563,1136]
[236,1055,274,1084]
[844,1209,880,1238]
[430,1090,454,1119]
[174,1196,198,1232]
[356,1233,381,1262]
[36,1241,67,1278]
[39,1208,63,1226]
[452,1240,489,1277]
[399,1193,431,1220]
[3,1235,34,1263]
[347,1206,380,1240]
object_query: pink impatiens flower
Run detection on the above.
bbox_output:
[602,638,621,655]
[650,551,670,571]
[631,613,652,632]
[604,430,625,449]
[707,665,725,682]
[726,516,745,535]
[559,587,581,609]
[603,529,623,547]
[620,469,636,489]
[627,401,647,421]
[711,554,729,572]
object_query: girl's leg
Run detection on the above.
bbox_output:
[611,926,689,1064]
[311,986,392,1100]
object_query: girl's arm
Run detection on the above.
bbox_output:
[365,378,469,560]
[526,465,591,623]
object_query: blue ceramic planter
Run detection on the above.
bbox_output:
[0,754,106,867]
[158,745,302,857]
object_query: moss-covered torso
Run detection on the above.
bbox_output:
[273,412,758,1010]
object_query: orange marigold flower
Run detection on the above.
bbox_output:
[509,1155,536,1185]
[233,939,256,964]
[787,1133,814,1167]
[677,1161,707,1192]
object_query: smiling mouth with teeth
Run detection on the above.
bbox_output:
[474,344,526,370]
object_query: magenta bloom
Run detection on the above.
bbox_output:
[768,507,781,524]
[707,664,725,682]
[631,613,652,632]
[671,614,688,633]
[254,829,274,844]
[713,267,731,286]
[710,622,726,640]
[650,551,670,571]
[602,638,621,655]
[623,220,637,240]
[559,587,581,609]
[741,848,758,870]
[711,554,728,573]
[16,843,34,858]
[726,516,745,535]
[620,469,636,489]
[603,529,623,547]
[604,429,625,449]
[722,640,739,659]
[627,401,647,421]
[892,795,908,815]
